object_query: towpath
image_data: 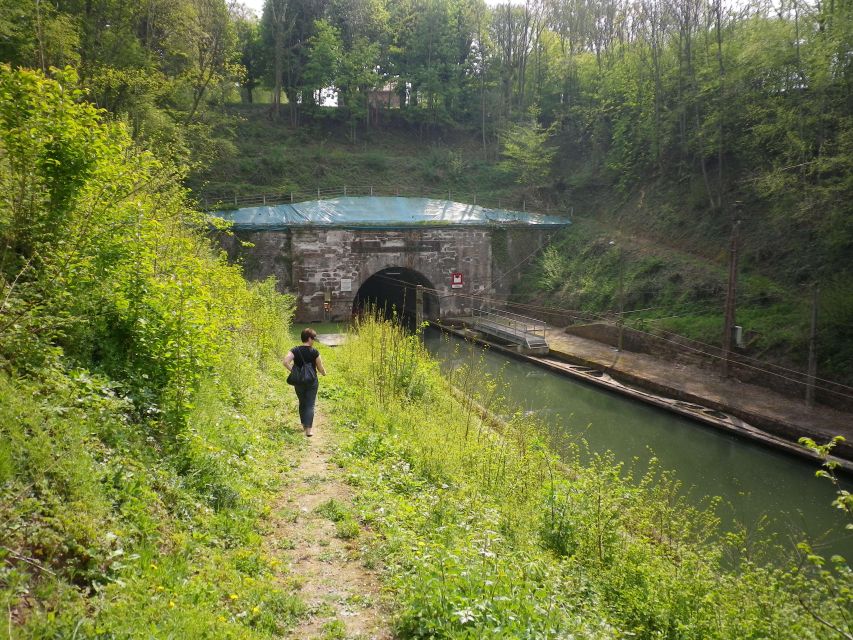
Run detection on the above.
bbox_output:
[266,413,392,639]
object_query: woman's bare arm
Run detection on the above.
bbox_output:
[315,354,327,376]
[283,351,294,371]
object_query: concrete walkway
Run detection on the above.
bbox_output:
[541,326,853,460]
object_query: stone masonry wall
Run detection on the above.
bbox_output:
[217,226,555,323]
[491,228,555,297]
[293,227,492,321]
[218,229,294,290]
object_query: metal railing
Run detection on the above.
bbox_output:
[472,306,547,347]
[198,185,572,218]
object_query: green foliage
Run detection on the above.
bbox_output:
[499,109,557,192]
[320,317,852,639]
[304,19,344,98]
[0,66,294,415]
[0,66,304,638]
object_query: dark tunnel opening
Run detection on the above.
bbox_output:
[353,267,440,329]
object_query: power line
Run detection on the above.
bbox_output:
[366,272,853,399]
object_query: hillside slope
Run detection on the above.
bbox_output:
[191,114,852,386]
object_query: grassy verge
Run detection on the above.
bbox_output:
[1,343,310,638]
[318,316,851,639]
[517,218,849,379]
[189,105,525,205]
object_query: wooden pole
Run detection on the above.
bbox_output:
[617,247,625,352]
[416,285,424,332]
[721,220,741,378]
[806,286,819,408]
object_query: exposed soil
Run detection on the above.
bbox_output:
[267,415,393,640]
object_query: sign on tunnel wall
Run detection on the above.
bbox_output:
[451,272,464,289]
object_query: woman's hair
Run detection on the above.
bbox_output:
[301,327,318,342]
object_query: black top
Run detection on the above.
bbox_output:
[291,345,319,366]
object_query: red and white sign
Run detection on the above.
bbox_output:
[451,272,464,289]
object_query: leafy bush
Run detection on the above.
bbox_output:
[0,67,304,638]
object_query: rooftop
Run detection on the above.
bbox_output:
[211,196,571,230]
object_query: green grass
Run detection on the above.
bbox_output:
[515,218,851,381]
[316,316,851,639]
[1,345,309,638]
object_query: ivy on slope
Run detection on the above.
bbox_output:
[0,66,307,637]
[321,317,852,639]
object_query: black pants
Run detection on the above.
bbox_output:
[294,381,319,428]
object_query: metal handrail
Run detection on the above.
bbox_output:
[473,307,546,339]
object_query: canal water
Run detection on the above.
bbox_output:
[424,330,853,559]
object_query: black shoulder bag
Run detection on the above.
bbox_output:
[287,347,317,385]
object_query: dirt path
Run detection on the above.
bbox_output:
[268,416,392,640]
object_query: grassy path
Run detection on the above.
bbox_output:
[268,414,392,640]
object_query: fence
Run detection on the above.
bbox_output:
[198,185,570,217]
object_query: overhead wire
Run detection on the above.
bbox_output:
[366,271,853,399]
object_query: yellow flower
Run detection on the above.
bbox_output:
[168,601,175,608]
[252,606,260,614]
[150,563,158,570]
[229,594,239,600]
[156,586,164,592]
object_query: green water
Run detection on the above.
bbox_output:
[425,330,853,559]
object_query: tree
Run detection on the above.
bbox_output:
[262,0,291,119]
[498,107,556,193]
[233,3,264,103]
[303,18,343,107]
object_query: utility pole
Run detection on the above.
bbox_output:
[806,286,819,408]
[617,247,625,352]
[415,285,424,333]
[721,219,740,378]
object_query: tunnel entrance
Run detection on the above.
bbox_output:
[353,267,440,328]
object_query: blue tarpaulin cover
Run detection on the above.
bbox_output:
[212,196,571,229]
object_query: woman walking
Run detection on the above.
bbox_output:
[284,328,327,437]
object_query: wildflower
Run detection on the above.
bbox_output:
[168,601,175,608]
[252,606,260,614]
[229,594,239,600]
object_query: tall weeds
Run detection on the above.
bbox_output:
[325,316,851,638]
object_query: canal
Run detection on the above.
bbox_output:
[424,329,853,559]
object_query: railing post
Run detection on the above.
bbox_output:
[370,185,374,196]
[523,199,526,212]
[263,194,266,205]
[290,191,294,203]
[344,185,347,197]
[473,193,477,206]
[317,187,321,200]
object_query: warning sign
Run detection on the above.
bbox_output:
[451,272,463,289]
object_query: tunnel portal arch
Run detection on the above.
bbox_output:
[353,267,440,327]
